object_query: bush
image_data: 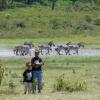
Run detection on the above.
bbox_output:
[11,72,19,78]
[50,19,61,30]
[0,64,4,85]
[53,74,87,92]
[53,74,66,91]
[0,19,8,29]
[9,80,16,89]
[14,20,26,28]
[62,20,72,28]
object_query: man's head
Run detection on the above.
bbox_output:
[34,49,40,57]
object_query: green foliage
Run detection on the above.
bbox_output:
[0,1,99,38]
[53,74,87,92]
[11,72,19,78]
[9,80,16,89]
[15,19,26,28]
[0,19,8,29]
[0,64,4,85]
[0,0,100,10]
[53,74,66,91]
[33,79,44,90]
[50,19,61,29]
[33,79,38,90]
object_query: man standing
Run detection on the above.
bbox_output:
[31,49,43,93]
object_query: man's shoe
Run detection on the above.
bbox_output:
[24,92,26,94]
[38,90,41,93]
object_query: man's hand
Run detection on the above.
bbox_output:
[31,62,44,68]
[34,64,40,68]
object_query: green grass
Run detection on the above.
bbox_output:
[0,5,100,38]
[0,37,100,49]
[0,56,100,100]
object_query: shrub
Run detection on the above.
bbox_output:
[0,64,4,85]
[11,72,18,78]
[0,20,8,29]
[53,74,66,91]
[53,74,87,92]
[94,19,100,26]
[5,14,11,19]
[9,80,16,89]
[75,21,93,31]
[50,19,61,30]
[14,20,26,28]
[72,69,76,74]
[62,20,72,28]
[84,15,92,23]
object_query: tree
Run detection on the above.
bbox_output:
[0,0,7,9]
[48,0,58,10]
[70,0,78,5]
[0,0,14,9]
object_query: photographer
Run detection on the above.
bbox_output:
[31,49,44,93]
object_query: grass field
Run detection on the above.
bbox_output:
[0,56,100,100]
[0,5,100,38]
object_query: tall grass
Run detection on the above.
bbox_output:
[53,74,87,92]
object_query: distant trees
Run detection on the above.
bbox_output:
[0,0,100,10]
[0,0,14,9]
[94,0,100,5]
[0,0,6,9]
[48,0,58,10]
[26,0,33,4]
[0,0,58,9]
[70,0,78,5]
[25,0,42,4]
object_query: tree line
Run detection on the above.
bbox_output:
[0,0,100,10]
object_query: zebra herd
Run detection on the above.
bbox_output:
[13,41,84,56]
[13,42,34,56]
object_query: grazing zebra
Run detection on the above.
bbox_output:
[21,45,30,56]
[13,45,30,56]
[38,45,52,55]
[48,41,55,47]
[13,45,22,55]
[68,42,84,55]
[55,45,70,55]
[24,41,34,49]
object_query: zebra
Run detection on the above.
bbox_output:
[55,45,70,55]
[13,45,22,56]
[21,45,30,56]
[24,41,34,49]
[13,45,30,56]
[38,45,52,55]
[48,41,55,47]
[68,42,84,55]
